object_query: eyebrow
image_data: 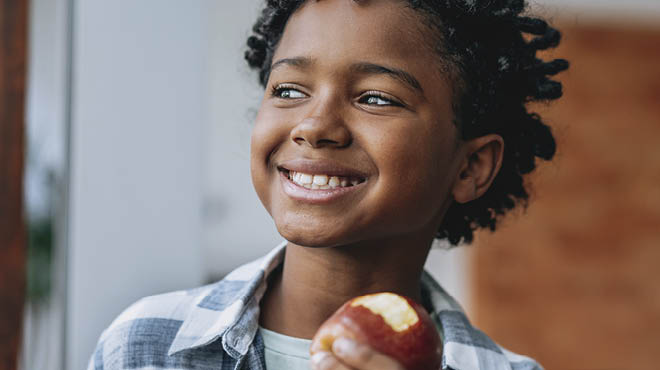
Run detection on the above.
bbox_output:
[270,56,314,72]
[350,62,423,94]
[270,57,423,94]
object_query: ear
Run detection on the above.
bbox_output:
[451,134,504,204]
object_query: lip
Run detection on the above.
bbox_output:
[279,170,367,204]
[277,158,369,180]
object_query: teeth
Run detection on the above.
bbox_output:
[300,173,313,184]
[288,171,363,189]
[313,174,328,185]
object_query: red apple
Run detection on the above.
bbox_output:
[310,292,442,370]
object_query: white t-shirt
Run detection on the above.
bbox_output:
[258,325,313,370]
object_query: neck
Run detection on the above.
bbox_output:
[258,232,435,339]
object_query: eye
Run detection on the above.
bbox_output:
[271,84,307,99]
[358,92,403,107]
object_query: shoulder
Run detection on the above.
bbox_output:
[87,284,218,370]
[101,283,215,341]
[435,310,544,370]
[422,271,543,370]
[88,243,286,369]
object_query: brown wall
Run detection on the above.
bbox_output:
[0,0,28,369]
[472,24,660,370]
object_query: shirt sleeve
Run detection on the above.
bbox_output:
[87,337,106,370]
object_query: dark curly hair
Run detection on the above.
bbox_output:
[245,0,568,245]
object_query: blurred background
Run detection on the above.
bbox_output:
[1,0,659,369]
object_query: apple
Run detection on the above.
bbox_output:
[310,292,442,370]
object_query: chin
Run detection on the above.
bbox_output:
[275,216,355,248]
[277,225,339,248]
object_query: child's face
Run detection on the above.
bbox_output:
[251,0,464,247]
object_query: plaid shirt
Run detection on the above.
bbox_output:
[88,241,542,370]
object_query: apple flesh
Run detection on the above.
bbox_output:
[310,292,442,370]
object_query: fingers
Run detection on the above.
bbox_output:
[311,337,406,370]
[311,351,354,370]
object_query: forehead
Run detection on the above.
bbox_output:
[273,0,444,81]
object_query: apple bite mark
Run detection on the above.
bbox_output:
[350,293,419,332]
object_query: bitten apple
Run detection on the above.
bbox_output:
[310,292,442,370]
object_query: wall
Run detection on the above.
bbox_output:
[0,0,28,368]
[202,0,281,279]
[67,1,210,369]
[472,23,660,370]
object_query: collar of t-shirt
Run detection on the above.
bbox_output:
[259,325,311,370]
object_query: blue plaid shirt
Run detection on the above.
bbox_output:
[88,241,542,370]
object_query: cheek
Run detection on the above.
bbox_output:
[250,107,288,211]
[363,124,456,228]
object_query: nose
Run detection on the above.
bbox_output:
[290,103,352,149]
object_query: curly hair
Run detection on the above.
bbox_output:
[245,0,569,245]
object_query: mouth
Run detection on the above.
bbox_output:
[276,159,370,204]
[278,168,367,190]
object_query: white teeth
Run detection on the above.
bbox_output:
[288,170,363,189]
[313,174,329,185]
[300,173,313,184]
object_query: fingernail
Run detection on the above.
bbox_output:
[311,352,328,364]
[333,337,355,355]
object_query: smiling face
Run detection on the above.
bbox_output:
[250,0,466,248]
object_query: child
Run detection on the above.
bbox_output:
[89,0,567,369]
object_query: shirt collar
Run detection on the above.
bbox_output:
[168,241,513,370]
[167,241,286,357]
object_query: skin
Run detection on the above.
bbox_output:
[250,0,504,368]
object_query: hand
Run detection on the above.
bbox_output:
[310,337,406,370]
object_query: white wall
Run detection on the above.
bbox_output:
[67,1,210,369]
[534,0,660,13]
[530,0,660,26]
[202,0,281,279]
